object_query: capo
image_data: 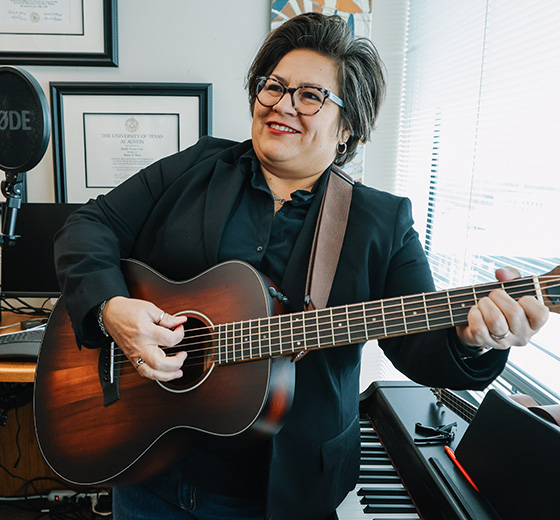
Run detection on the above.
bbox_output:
[414,421,456,445]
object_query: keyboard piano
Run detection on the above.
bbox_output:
[338,380,560,520]
[337,381,499,519]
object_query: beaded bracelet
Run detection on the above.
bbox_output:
[97,300,109,337]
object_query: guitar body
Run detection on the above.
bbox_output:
[34,260,295,486]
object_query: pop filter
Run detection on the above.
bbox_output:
[0,66,50,247]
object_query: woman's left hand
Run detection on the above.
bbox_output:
[456,267,550,350]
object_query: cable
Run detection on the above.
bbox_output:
[1,296,53,316]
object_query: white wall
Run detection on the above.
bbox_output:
[365,0,408,192]
[22,0,270,202]
[18,0,406,203]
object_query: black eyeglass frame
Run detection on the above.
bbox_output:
[255,76,344,116]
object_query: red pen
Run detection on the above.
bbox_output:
[444,445,479,492]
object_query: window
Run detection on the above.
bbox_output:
[395,0,560,403]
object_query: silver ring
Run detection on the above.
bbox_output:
[155,311,165,325]
[136,357,145,367]
[490,330,510,341]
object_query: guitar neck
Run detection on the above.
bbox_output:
[214,271,560,364]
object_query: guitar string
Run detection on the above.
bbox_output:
[112,277,560,368]
[152,275,560,354]
[432,388,478,423]
[110,277,560,370]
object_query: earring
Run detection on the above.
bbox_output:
[336,141,347,155]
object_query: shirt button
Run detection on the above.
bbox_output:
[256,245,264,252]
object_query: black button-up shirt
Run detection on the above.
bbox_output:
[219,150,327,287]
[184,149,329,498]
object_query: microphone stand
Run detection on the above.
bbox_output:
[1,171,26,248]
[0,171,26,324]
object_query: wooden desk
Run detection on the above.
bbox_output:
[0,311,61,495]
[0,312,42,383]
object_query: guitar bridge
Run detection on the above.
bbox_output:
[98,341,121,406]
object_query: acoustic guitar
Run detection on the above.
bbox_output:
[33,259,560,486]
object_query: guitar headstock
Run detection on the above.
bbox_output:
[540,266,560,315]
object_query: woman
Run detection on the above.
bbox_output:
[54,13,549,520]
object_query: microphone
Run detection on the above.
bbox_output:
[0,66,50,248]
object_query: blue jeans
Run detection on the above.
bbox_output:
[112,471,266,520]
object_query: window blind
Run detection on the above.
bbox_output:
[395,0,560,402]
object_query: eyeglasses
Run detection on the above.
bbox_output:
[255,76,344,116]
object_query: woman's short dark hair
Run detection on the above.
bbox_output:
[247,12,385,166]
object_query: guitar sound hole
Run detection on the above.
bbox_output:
[159,314,214,392]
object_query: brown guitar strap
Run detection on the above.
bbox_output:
[304,165,354,312]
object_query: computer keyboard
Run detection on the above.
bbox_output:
[0,328,44,359]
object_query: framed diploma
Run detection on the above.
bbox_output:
[0,0,117,66]
[51,82,212,202]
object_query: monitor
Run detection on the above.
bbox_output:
[1,203,82,298]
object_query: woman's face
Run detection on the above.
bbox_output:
[252,48,348,182]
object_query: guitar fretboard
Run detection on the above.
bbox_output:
[214,275,549,364]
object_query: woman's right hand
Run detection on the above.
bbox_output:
[101,296,188,381]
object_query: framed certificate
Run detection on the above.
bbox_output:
[51,82,212,202]
[0,0,117,66]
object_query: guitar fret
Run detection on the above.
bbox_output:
[447,291,455,326]
[222,323,227,364]
[234,322,240,362]
[315,310,321,346]
[217,324,222,365]
[363,301,383,339]
[292,313,305,351]
[248,320,254,359]
[346,304,364,343]
[243,321,250,360]
[332,307,348,345]
[290,315,295,352]
[424,291,452,329]
[401,297,408,334]
[380,300,387,337]
[258,318,262,358]
[226,322,232,363]
[248,322,253,358]
[402,295,428,333]
[330,308,336,345]
[316,309,331,347]
[346,306,352,343]
[385,298,405,336]
[448,287,474,326]
[239,321,243,360]
[271,317,282,356]
[301,311,318,350]
[277,315,283,354]
[422,293,430,330]
[362,303,368,338]
[268,317,273,357]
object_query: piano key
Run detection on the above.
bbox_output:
[336,420,420,519]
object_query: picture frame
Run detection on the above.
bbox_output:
[0,0,118,67]
[50,82,212,202]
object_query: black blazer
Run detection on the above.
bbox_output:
[55,136,508,520]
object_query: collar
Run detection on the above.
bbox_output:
[242,147,331,207]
